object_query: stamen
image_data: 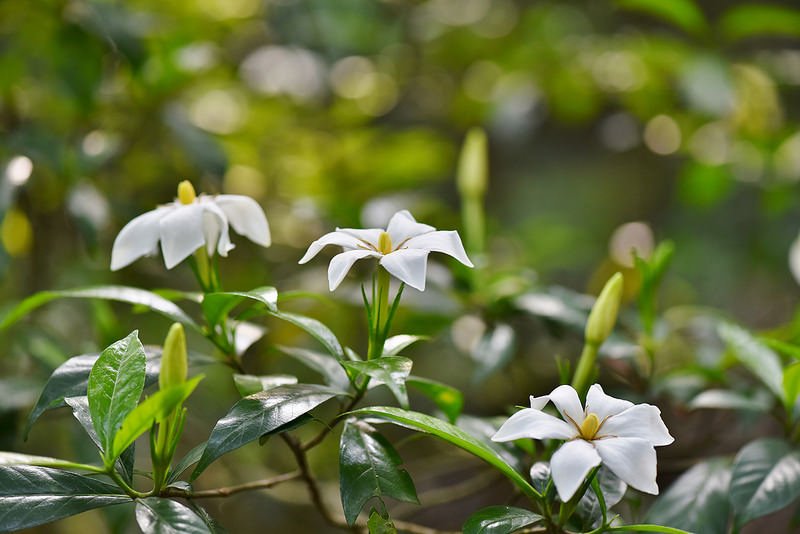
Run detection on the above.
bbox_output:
[579,413,600,440]
[177,180,197,205]
[378,231,393,254]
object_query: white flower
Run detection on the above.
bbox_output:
[790,233,800,285]
[492,384,673,502]
[298,210,473,291]
[111,181,270,271]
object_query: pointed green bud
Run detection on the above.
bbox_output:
[457,128,488,199]
[160,323,188,390]
[585,272,624,346]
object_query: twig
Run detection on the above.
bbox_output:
[302,393,363,451]
[162,470,301,499]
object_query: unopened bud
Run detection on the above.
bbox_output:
[457,128,488,199]
[177,181,197,205]
[160,323,188,390]
[585,272,623,346]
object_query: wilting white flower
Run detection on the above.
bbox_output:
[111,181,270,271]
[298,210,473,291]
[492,384,673,502]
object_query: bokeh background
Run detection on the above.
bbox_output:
[2,0,800,531]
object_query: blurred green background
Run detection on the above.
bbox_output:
[2,0,800,531]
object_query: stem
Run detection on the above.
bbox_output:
[163,471,302,499]
[557,466,599,528]
[368,268,391,360]
[107,466,151,499]
[302,392,364,451]
[462,196,485,259]
[571,342,599,399]
[281,434,341,528]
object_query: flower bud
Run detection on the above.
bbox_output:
[177,180,197,205]
[457,128,488,199]
[585,272,623,346]
[159,323,188,390]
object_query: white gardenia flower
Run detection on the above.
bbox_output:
[111,181,270,271]
[299,210,473,291]
[492,384,673,502]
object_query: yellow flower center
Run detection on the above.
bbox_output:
[378,231,393,255]
[177,180,197,205]
[578,412,601,440]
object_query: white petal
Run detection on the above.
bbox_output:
[327,250,380,291]
[299,231,368,264]
[158,203,206,269]
[594,437,659,495]
[379,249,429,291]
[201,201,234,257]
[585,384,634,421]
[791,232,800,285]
[548,385,585,428]
[385,210,435,246]
[598,404,674,446]
[403,230,474,267]
[110,206,171,271]
[529,394,550,410]
[336,227,383,248]
[215,195,271,247]
[491,408,575,442]
[550,440,602,502]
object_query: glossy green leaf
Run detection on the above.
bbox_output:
[202,287,278,326]
[462,505,542,534]
[0,465,130,531]
[719,4,800,42]
[87,331,147,460]
[730,438,800,525]
[351,407,539,499]
[0,452,91,470]
[276,345,351,391]
[192,384,346,479]
[135,497,212,534]
[232,374,298,397]
[0,286,197,330]
[111,376,203,461]
[339,419,418,525]
[718,322,784,400]
[269,310,344,360]
[367,510,397,534]
[646,458,731,534]
[383,335,427,356]
[168,442,207,483]
[616,0,708,35]
[407,376,463,423]
[343,357,412,408]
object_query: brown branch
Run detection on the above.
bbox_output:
[302,392,364,451]
[162,470,301,499]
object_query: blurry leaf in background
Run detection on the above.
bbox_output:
[719,4,800,42]
[1,208,32,257]
[616,0,708,35]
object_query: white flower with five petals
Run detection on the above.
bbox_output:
[111,181,270,271]
[298,210,473,291]
[492,384,673,502]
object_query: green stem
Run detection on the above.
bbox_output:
[571,342,599,399]
[368,267,391,360]
[107,466,150,499]
[462,196,485,258]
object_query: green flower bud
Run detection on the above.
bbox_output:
[585,272,624,346]
[160,323,188,390]
[457,128,488,199]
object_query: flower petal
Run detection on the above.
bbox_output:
[215,195,271,247]
[598,404,674,446]
[201,201,234,257]
[404,230,474,267]
[550,440,602,502]
[299,231,367,264]
[110,206,171,271]
[548,385,585,429]
[529,394,550,410]
[586,384,634,421]
[336,227,383,248]
[379,248,429,291]
[159,203,206,269]
[386,210,435,246]
[327,249,380,291]
[594,437,659,495]
[491,408,575,442]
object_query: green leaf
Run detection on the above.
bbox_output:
[276,345,351,391]
[367,510,397,534]
[0,286,198,330]
[192,384,346,479]
[605,525,693,533]
[719,4,800,42]
[636,240,675,335]
[168,442,207,483]
[462,505,542,534]
[382,335,427,356]
[576,467,627,530]
[0,465,130,531]
[730,438,800,525]
[784,363,800,416]
[26,347,162,438]
[343,357,412,408]
[688,389,773,412]
[269,310,344,360]
[87,331,147,460]
[0,452,90,470]
[232,374,298,397]
[135,497,212,534]
[616,0,708,35]
[718,322,784,400]
[202,287,278,327]
[111,376,203,461]
[470,323,515,384]
[351,407,539,499]
[339,419,418,525]
[646,458,731,534]
[406,376,463,423]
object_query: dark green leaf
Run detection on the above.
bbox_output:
[0,465,130,531]
[192,384,346,479]
[0,286,198,330]
[646,458,731,534]
[730,438,800,524]
[343,357,412,408]
[276,345,351,391]
[232,374,298,397]
[351,407,539,499]
[269,311,344,360]
[168,442,207,483]
[135,497,212,534]
[616,0,708,35]
[462,505,542,534]
[718,322,784,400]
[367,510,397,534]
[719,4,800,42]
[407,376,463,423]
[576,467,627,530]
[202,287,278,327]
